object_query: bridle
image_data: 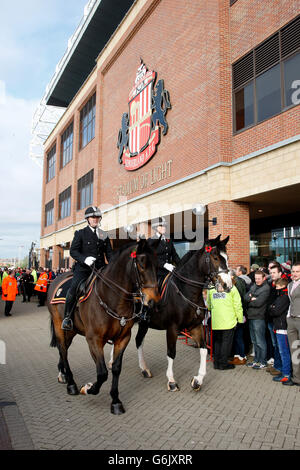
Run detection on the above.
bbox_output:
[169,246,229,317]
[91,251,155,327]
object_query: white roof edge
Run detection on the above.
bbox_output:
[43,0,100,105]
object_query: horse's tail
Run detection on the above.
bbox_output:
[50,317,58,348]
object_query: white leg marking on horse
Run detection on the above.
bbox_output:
[138,342,152,377]
[108,344,114,370]
[80,382,93,395]
[166,356,175,383]
[193,348,207,385]
[138,341,147,371]
[57,371,66,383]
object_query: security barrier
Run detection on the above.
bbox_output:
[178,321,213,361]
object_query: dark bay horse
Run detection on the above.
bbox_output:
[134,235,231,392]
[47,238,160,414]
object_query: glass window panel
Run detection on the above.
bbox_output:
[80,94,96,149]
[284,52,300,107]
[256,64,281,122]
[235,82,254,131]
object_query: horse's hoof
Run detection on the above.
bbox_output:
[142,369,152,378]
[111,402,125,415]
[191,378,201,391]
[80,383,93,395]
[167,382,180,392]
[67,384,79,395]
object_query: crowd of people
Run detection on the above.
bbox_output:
[0,266,71,314]
[204,259,300,387]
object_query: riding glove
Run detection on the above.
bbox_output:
[84,256,96,266]
[164,263,174,272]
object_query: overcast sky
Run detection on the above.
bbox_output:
[0,0,88,261]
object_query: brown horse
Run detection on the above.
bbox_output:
[47,238,160,414]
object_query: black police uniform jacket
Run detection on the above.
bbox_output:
[70,226,113,274]
[148,235,180,278]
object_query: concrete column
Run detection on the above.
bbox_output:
[52,245,62,271]
[40,249,46,268]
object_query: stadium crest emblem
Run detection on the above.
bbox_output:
[117,60,171,171]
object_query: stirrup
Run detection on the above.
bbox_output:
[61,318,73,331]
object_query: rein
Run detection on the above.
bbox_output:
[170,279,206,316]
[169,251,229,316]
[91,257,147,327]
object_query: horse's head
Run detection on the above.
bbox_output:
[132,237,160,307]
[200,235,232,292]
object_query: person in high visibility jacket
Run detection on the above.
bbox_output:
[31,268,38,285]
[34,267,48,307]
[2,269,18,316]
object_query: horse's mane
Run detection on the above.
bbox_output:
[177,250,195,268]
[176,246,206,269]
[110,240,137,261]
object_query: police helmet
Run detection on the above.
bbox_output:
[151,216,167,228]
[84,206,102,219]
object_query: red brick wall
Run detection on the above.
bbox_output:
[208,200,250,270]
[41,80,98,237]
[230,0,300,62]
[230,0,300,160]
[99,0,233,207]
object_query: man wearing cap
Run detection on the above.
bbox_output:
[149,216,180,288]
[61,206,113,331]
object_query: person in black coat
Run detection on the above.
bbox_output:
[148,216,180,288]
[61,206,113,330]
[20,269,34,302]
[268,278,291,382]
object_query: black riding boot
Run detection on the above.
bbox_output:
[61,291,77,331]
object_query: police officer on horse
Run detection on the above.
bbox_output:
[61,206,113,331]
[148,216,180,288]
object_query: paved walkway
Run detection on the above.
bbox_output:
[0,297,299,450]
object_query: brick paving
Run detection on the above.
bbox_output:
[0,296,299,450]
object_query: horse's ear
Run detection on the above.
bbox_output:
[136,237,146,253]
[220,235,230,246]
[208,234,221,246]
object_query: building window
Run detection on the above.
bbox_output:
[233,15,300,132]
[235,82,254,131]
[47,145,56,182]
[61,122,73,168]
[59,186,71,220]
[256,64,281,123]
[284,53,300,107]
[77,169,94,210]
[79,93,96,149]
[45,199,54,227]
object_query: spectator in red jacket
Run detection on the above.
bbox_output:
[2,269,18,317]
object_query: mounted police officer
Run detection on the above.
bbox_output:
[61,206,113,331]
[148,216,180,288]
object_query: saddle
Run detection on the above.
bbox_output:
[50,272,96,305]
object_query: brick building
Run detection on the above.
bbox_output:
[39,0,300,271]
